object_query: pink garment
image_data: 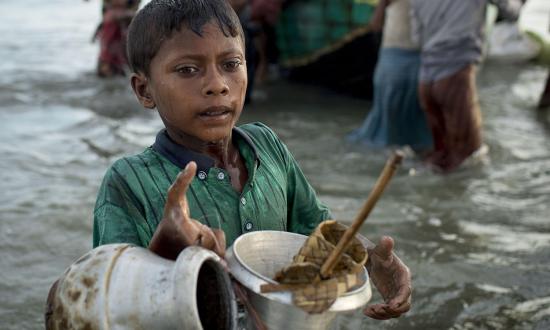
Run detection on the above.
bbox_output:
[97,8,131,76]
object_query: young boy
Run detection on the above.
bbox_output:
[94,0,411,320]
[410,0,521,172]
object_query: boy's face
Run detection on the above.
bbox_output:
[133,22,247,144]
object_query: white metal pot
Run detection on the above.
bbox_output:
[46,244,237,330]
[226,231,372,330]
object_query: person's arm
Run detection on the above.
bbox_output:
[259,123,412,319]
[284,155,332,235]
[267,133,331,235]
[409,1,422,47]
[93,165,146,247]
[369,0,391,32]
[489,0,522,22]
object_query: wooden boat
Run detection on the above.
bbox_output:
[275,0,380,99]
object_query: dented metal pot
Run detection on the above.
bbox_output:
[45,244,237,330]
[226,231,372,330]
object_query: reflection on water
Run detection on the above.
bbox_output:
[1,0,550,329]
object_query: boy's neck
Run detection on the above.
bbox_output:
[204,139,240,169]
[165,129,237,169]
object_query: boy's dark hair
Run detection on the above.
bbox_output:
[127,0,244,75]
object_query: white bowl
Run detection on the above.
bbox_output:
[226,231,372,330]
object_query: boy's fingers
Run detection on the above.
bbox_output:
[387,299,411,315]
[371,236,394,261]
[212,228,227,258]
[364,304,392,320]
[197,225,226,257]
[364,303,404,320]
[166,162,197,205]
[175,161,197,195]
[388,284,412,310]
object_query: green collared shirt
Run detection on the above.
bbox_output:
[93,122,332,248]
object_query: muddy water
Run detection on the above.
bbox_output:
[1,0,549,329]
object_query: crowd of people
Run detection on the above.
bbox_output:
[85,0,546,173]
[350,0,525,172]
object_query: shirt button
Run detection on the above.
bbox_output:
[217,172,225,180]
[240,197,247,206]
[198,171,207,180]
[245,222,253,231]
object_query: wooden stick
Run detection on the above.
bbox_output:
[232,281,268,330]
[318,151,404,280]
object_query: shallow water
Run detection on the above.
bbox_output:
[1,0,550,329]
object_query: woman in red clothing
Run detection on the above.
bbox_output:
[91,0,140,77]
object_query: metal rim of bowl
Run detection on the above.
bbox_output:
[230,230,368,296]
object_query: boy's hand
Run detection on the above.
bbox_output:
[363,236,412,320]
[149,162,226,260]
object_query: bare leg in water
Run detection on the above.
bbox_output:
[419,65,482,172]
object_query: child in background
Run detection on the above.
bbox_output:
[89,0,140,77]
[410,0,522,172]
[348,0,433,152]
[93,0,411,319]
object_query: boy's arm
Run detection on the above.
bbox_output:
[94,158,166,248]
[280,145,412,319]
[257,123,411,319]
[93,203,142,247]
[282,147,332,236]
[93,168,144,247]
[241,123,331,235]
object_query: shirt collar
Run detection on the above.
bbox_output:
[152,128,259,174]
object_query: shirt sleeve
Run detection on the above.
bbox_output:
[246,122,332,236]
[254,124,332,235]
[283,145,333,236]
[93,163,148,248]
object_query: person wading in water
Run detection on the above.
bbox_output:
[85,0,141,77]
